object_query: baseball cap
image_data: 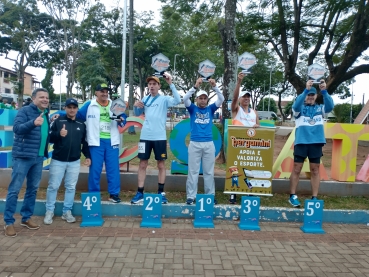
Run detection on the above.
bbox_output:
[239,91,251,98]
[65,98,78,107]
[96,83,110,91]
[146,76,160,84]
[196,90,208,98]
[307,87,317,95]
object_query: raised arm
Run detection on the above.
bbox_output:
[209,79,224,107]
[319,80,334,114]
[183,78,202,107]
[231,72,246,114]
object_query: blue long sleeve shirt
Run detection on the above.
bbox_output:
[292,89,334,145]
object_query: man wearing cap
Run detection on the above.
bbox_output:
[72,83,125,203]
[24,97,32,106]
[4,88,50,237]
[289,79,334,207]
[228,72,260,204]
[183,77,224,205]
[44,98,91,225]
[131,73,181,204]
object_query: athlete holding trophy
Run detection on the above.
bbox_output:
[289,78,334,207]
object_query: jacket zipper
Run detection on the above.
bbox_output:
[66,121,72,162]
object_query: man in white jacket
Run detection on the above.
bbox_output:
[76,84,125,203]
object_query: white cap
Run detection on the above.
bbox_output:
[239,91,251,98]
[196,90,208,98]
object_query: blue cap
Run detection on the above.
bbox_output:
[307,87,317,95]
[65,98,78,107]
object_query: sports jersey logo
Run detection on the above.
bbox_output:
[194,112,210,124]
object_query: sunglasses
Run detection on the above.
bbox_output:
[307,94,315,96]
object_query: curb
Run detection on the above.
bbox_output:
[1,199,368,225]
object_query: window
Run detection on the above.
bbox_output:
[5,88,11,94]
[3,72,9,83]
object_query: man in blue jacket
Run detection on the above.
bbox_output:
[289,79,334,207]
[4,88,50,237]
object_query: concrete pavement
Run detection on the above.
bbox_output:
[1,215,369,277]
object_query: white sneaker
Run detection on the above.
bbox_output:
[44,210,54,225]
[61,210,76,223]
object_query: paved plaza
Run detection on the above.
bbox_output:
[1,215,369,277]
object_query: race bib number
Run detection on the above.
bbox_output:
[138,142,145,153]
[100,122,111,133]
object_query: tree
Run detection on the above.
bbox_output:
[0,0,54,107]
[332,103,363,123]
[75,48,107,100]
[41,0,95,97]
[41,63,55,101]
[245,0,369,97]
[257,98,278,114]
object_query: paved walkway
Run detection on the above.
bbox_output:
[1,216,369,277]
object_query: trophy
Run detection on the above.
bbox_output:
[308,63,326,83]
[198,59,216,82]
[238,52,257,74]
[151,53,170,78]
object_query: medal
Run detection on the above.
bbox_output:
[309,119,316,125]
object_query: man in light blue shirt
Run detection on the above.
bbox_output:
[131,73,181,204]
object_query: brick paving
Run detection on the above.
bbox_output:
[1,215,369,277]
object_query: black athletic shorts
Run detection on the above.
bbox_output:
[294,143,324,164]
[138,140,167,160]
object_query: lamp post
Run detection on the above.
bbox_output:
[263,81,265,111]
[268,66,274,112]
[120,0,127,100]
[350,83,354,123]
[173,54,180,79]
[59,75,61,110]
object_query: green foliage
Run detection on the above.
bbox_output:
[283,101,294,117]
[257,98,278,113]
[332,103,363,123]
[0,0,55,100]
[41,63,55,101]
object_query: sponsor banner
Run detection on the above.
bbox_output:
[224,125,275,196]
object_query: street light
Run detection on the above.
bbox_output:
[173,54,180,79]
[120,0,127,100]
[350,83,354,123]
[268,66,274,112]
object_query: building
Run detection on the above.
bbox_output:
[0,66,41,102]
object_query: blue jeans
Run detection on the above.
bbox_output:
[88,139,120,195]
[4,156,44,225]
[46,159,80,213]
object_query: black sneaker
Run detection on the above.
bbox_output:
[229,194,236,204]
[109,195,121,203]
[186,198,194,205]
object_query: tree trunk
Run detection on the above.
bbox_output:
[217,0,238,164]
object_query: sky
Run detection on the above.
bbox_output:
[0,0,368,105]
